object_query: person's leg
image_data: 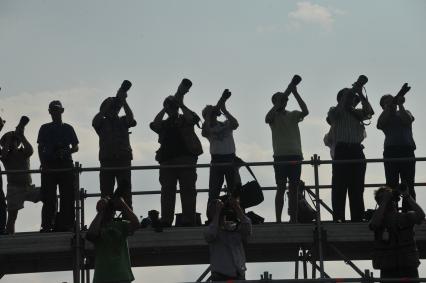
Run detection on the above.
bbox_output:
[116,160,133,209]
[383,148,399,189]
[208,162,225,203]
[6,210,18,234]
[179,166,198,226]
[0,179,6,234]
[41,171,58,231]
[100,161,116,199]
[273,157,287,223]
[399,266,419,280]
[332,145,348,222]
[57,165,75,231]
[348,148,366,222]
[288,156,302,223]
[159,167,178,226]
[400,151,416,211]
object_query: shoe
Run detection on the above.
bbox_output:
[40,227,53,233]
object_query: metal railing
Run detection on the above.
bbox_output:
[0,155,423,283]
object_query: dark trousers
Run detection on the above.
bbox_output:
[41,160,75,231]
[208,154,241,202]
[273,155,302,221]
[0,175,6,233]
[383,146,416,211]
[332,143,366,222]
[100,160,132,209]
[159,161,197,226]
[381,266,418,282]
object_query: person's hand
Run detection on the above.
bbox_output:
[116,90,128,102]
[228,197,241,211]
[400,83,411,96]
[396,95,405,106]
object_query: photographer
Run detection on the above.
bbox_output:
[150,79,202,227]
[0,116,6,235]
[86,196,139,283]
[92,80,137,209]
[327,76,374,222]
[0,117,40,234]
[204,198,252,281]
[369,185,425,281]
[265,75,309,223]
[37,100,79,232]
[377,84,416,211]
[202,89,241,204]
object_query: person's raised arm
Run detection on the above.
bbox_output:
[402,192,425,224]
[358,90,374,119]
[19,133,34,158]
[204,200,223,242]
[150,108,166,133]
[180,103,200,125]
[221,104,239,130]
[369,190,392,230]
[86,199,108,242]
[121,98,137,127]
[291,86,309,119]
[230,198,252,239]
[377,106,393,130]
[397,99,414,126]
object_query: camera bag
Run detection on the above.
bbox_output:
[238,161,264,209]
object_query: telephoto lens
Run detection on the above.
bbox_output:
[120,80,132,92]
[17,116,30,129]
[354,75,368,88]
[290,75,302,87]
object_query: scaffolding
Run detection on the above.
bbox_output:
[1,155,426,283]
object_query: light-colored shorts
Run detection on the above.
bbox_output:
[7,184,40,211]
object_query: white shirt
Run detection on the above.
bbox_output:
[205,120,236,155]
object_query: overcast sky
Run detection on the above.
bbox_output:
[1,0,426,282]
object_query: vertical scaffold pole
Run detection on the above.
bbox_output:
[312,154,325,278]
[73,162,82,283]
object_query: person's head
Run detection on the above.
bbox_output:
[163,96,179,118]
[374,186,397,210]
[100,97,120,118]
[380,94,396,111]
[48,100,64,122]
[0,131,20,151]
[202,105,220,122]
[96,197,115,223]
[271,92,288,109]
[337,88,358,108]
[176,78,192,95]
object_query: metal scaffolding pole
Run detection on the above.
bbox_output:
[312,154,325,278]
[73,162,82,283]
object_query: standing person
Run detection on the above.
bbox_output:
[327,76,374,222]
[0,117,40,234]
[86,196,139,283]
[370,185,424,281]
[37,100,79,232]
[0,116,6,235]
[204,198,252,281]
[202,89,240,204]
[265,75,309,223]
[150,79,202,227]
[377,83,416,211]
[92,80,136,208]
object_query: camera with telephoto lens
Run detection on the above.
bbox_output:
[289,74,302,88]
[392,83,411,105]
[352,75,368,92]
[176,78,192,96]
[16,116,30,132]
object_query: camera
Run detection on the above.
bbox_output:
[119,80,132,92]
[392,83,411,105]
[215,89,231,109]
[16,116,29,132]
[176,78,192,96]
[352,75,368,92]
[218,195,239,223]
[289,74,302,88]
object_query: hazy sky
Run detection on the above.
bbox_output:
[1,0,426,282]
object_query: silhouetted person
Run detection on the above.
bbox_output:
[150,79,202,227]
[204,198,252,281]
[38,101,79,232]
[327,77,374,222]
[92,80,136,208]
[0,116,6,235]
[377,84,416,211]
[265,76,309,223]
[202,89,241,204]
[86,196,139,283]
[370,186,424,282]
[0,117,40,234]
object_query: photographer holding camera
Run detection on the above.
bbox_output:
[150,79,202,227]
[0,116,40,234]
[93,80,137,209]
[377,83,416,211]
[0,116,6,234]
[369,185,425,281]
[86,196,139,283]
[202,89,241,204]
[204,197,252,281]
[327,75,374,222]
[37,100,79,232]
[265,75,309,223]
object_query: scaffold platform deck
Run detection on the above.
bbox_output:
[1,222,426,276]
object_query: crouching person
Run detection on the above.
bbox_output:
[86,196,140,283]
[0,116,40,234]
[369,185,425,281]
[204,198,252,281]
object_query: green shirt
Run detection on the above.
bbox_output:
[269,110,303,157]
[93,220,134,283]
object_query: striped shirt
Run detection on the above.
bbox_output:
[327,106,367,144]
